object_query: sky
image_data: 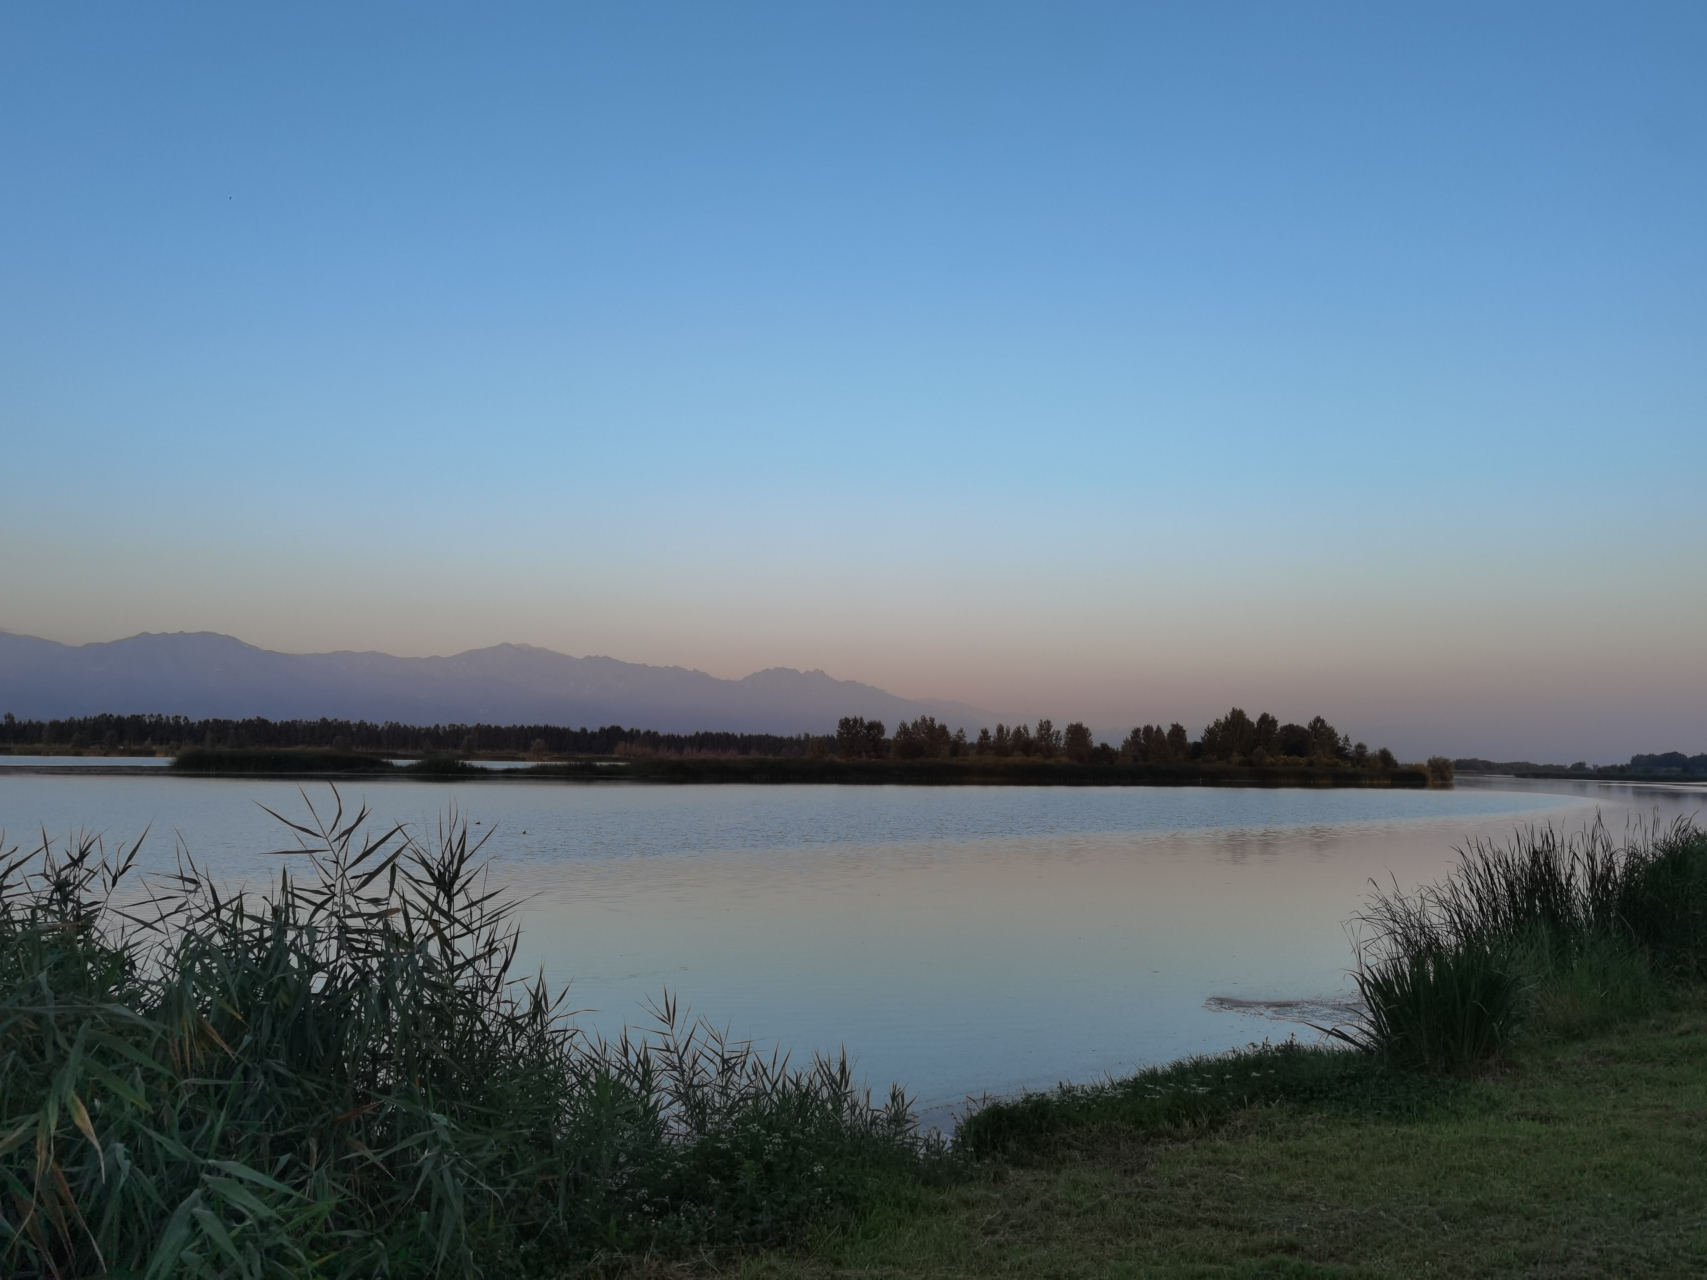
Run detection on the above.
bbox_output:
[1,2,1703,762]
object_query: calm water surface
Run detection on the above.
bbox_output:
[1,772,1698,1124]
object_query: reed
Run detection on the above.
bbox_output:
[1342,817,1706,1067]
[0,794,935,1278]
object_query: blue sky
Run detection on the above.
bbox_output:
[2,2,1703,759]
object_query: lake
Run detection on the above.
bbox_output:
[1,769,1699,1127]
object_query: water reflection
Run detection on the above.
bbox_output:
[0,772,1698,1124]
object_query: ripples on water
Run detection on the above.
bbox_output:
[0,772,1697,1123]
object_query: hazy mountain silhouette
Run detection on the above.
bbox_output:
[0,631,991,734]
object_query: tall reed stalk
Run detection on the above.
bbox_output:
[0,792,930,1278]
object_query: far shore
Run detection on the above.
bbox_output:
[2,749,1438,788]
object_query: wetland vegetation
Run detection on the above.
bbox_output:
[1,786,1703,1277]
[0,797,938,1277]
[1,710,1455,787]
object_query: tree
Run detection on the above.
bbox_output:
[1010,723,1034,757]
[1200,708,1257,761]
[975,727,993,756]
[1166,723,1189,760]
[1276,722,1311,757]
[836,716,886,760]
[1063,721,1093,762]
[1124,723,1182,764]
[891,715,952,759]
[1253,712,1278,754]
[993,724,1012,757]
[1306,716,1343,761]
[1034,719,1061,760]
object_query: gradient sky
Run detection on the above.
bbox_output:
[2,2,1703,761]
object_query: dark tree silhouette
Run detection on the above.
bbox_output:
[835,716,887,760]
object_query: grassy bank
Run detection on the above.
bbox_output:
[750,1001,1707,1278]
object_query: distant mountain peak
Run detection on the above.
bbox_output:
[0,630,991,734]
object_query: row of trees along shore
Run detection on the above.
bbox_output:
[0,713,805,758]
[0,708,1442,775]
[834,709,1434,774]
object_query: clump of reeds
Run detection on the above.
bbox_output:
[1340,816,1707,1068]
[0,793,932,1278]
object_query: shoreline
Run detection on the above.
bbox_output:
[0,756,1438,787]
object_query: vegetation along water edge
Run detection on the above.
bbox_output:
[2,709,1459,786]
[1,790,1703,1276]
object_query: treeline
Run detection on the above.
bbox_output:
[1630,751,1707,777]
[0,713,813,759]
[836,709,1426,774]
[1457,752,1707,779]
[0,708,1439,776]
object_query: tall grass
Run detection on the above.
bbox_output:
[1342,817,1707,1068]
[0,793,933,1278]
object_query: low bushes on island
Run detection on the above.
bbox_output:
[171,747,394,774]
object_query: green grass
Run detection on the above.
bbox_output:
[732,998,1707,1279]
[955,1041,1460,1165]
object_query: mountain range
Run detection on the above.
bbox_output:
[0,631,990,735]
